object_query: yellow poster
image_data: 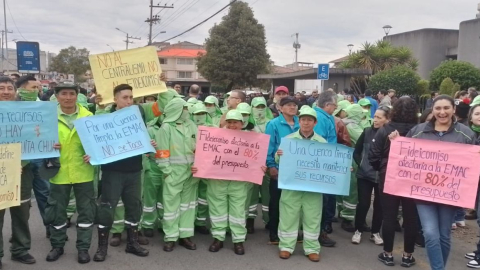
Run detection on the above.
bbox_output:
[89,46,167,105]
[0,143,21,210]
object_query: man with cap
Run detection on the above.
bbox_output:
[219,90,246,127]
[364,90,378,118]
[44,84,95,264]
[246,97,273,233]
[204,96,223,127]
[312,91,338,247]
[269,86,289,118]
[0,76,38,268]
[276,106,326,262]
[191,110,267,255]
[155,98,199,252]
[387,89,397,104]
[265,96,300,244]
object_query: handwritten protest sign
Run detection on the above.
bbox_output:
[0,102,59,160]
[385,137,480,208]
[193,126,269,184]
[89,46,167,105]
[278,138,353,195]
[74,106,155,165]
[0,143,22,210]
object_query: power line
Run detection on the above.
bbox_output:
[157,0,201,30]
[5,0,25,40]
[155,0,237,42]
[150,0,196,34]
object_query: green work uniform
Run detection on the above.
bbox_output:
[337,104,364,222]
[156,99,198,242]
[45,105,96,251]
[0,162,34,259]
[278,130,325,255]
[141,119,164,230]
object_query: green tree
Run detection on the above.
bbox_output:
[49,46,90,82]
[430,60,480,91]
[196,1,270,90]
[439,77,455,96]
[368,65,421,95]
[416,79,430,95]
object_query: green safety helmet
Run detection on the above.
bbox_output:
[225,109,243,122]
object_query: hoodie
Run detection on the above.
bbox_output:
[342,104,365,146]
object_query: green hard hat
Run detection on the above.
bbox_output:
[225,109,243,122]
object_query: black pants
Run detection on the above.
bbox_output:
[268,177,282,236]
[381,191,417,253]
[355,179,382,233]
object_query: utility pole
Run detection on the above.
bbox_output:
[146,1,173,45]
[115,28,141,50]
[3,0,12,74]
[292,33,301,64]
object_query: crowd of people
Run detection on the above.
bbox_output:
[1,72,480,270]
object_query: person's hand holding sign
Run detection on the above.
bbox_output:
[53,143,61,150]
[276,149,283,156]
[95,94,106,109]
[150,140,157,148]
[83,155,91,164]
[388,130,400,141]
[191,166,198,174]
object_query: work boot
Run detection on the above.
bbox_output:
[12,253,36,264]
[246,218,255,234]
[109,233,122,247]
[143,228,154,238]
[269,232,280,245]
[195,225,210,235]
[125,227,149,257]
[46,248,64,262]
[319,231,336,247]
[163,241,175,252]
[78,250,90,264]
[234,243,245,255]
[137,231,149,245]
[93,228,109,262]
[208,239,224,252]
[307,253,320,262]
[179,238,197,250]
[341,220,355,233]
[279,251,291,259]
[324,223,333,234]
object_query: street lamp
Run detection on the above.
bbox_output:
[115,27,127,35]
[347,44,354,54]
[106,44,115,52]
[383,25,392,36]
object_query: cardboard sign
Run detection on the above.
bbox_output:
[384,137,480,208]
[74,106,155,165]
[278,137,353,195]
[0,101,59,160]
[0,144,22,210]
[89,46,167,105]
[193,126,270,184]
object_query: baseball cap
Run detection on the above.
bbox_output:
[279,96,298,106]
[275,86,289,94]
[225,110,243,122]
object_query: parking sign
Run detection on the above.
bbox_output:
[317,64,330,80]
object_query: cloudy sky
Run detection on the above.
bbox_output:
[6,0,478,66]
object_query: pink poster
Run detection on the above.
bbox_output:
[193,126,270,185]
[384,137,480,208]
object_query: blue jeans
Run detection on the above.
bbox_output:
[416,202,456,270]
[321,194,336,229]
[31,159,50,224]
[454,208,465,222]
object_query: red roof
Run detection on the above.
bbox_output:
[157,48,206,58]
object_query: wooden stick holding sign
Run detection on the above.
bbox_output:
[0,143,22,210]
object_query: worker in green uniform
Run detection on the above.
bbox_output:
[246,97,273,233]
[191,110,262,256]
[156,98,199,252]
[44,84,96,264]
[338,104,365,233]
[0,76,37,268]
[358,98,373,129]
[204,96,223,127]
[277,106,326,263]
[190,103,215,235]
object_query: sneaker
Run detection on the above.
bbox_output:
[466,251,479,260]
[370,233,384,246]
[378,252,394,266]
[351,230,362,244]
[457,220,466,227]
[401,254,416,268]
[452,223,457,230]
[467,258,480,268]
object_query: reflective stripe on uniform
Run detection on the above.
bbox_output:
[303,231,319,240]
[124,220,138,226]
[179,228,194,232]
[228,215,246,226]
[143,206,155,212]
[196,217,206,221]
[168,155,195,164]
[197,198,208,205]
[53,223,67,230]
[211,231,226,236]
[113,219,125,224]
[20,198,31,204]
[343,201,357,210]
[232,234,246,241]
[157,202,164,209]
[210,214,228,223]
[280,247,294,253]
[304,249,318,255]
[78,223,93,228]
[278,230,298,238]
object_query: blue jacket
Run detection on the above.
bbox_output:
[313,107,337,144]
[265,114,300,168]
[365,96,378,118]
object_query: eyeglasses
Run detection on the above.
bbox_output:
[228,96,240,100]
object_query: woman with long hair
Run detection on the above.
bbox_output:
[369,97,419,267]
[404,95,475,270]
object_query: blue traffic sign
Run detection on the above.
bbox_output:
[317,64,330,80]
[16,41,40,74]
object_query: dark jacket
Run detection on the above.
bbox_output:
[355,127,378,182]
[407,119,475,145]
[368,121,417,189]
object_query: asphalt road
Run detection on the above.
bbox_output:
[2,203,475,270]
